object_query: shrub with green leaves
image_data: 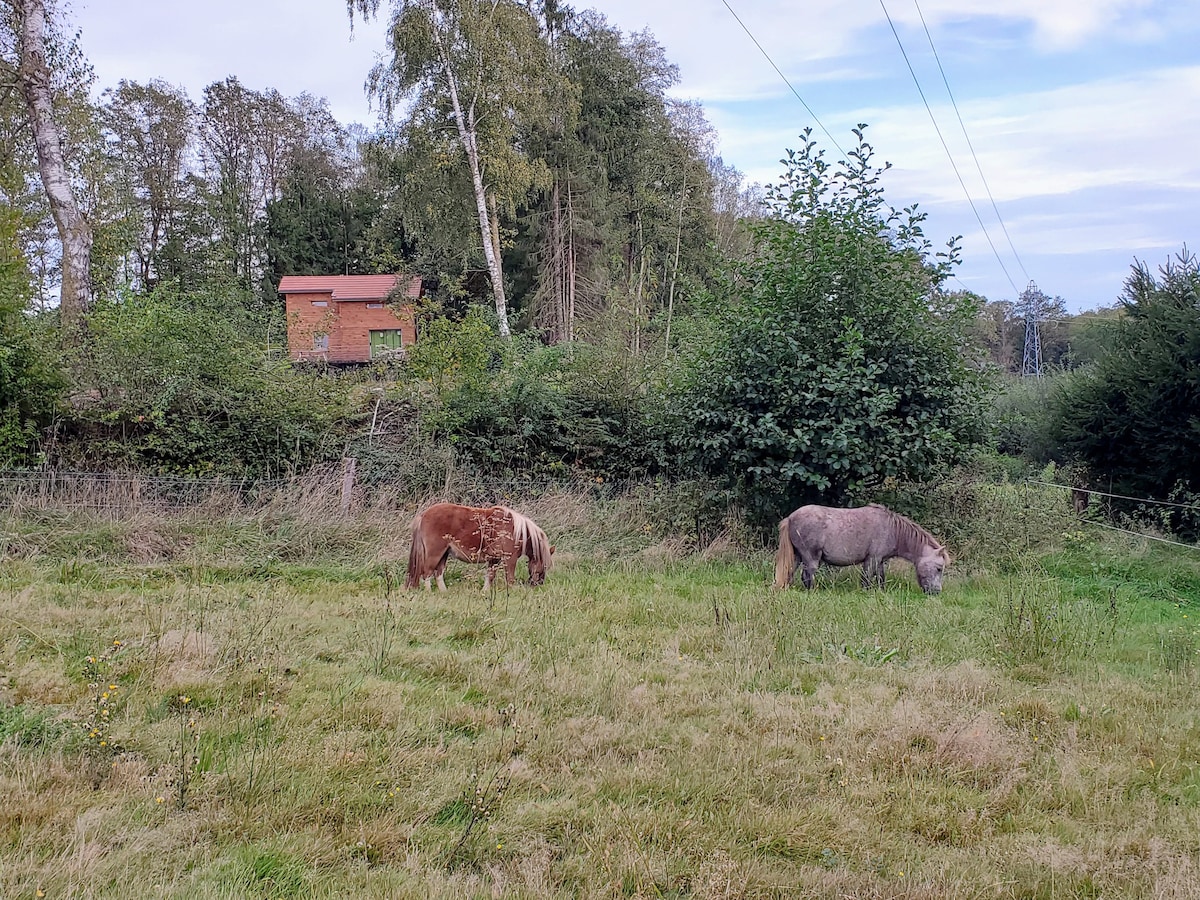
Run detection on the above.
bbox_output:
[403,307,666,477]
[669,127,987,522]
[1052,249,1200,525]
[0,209,64,465]
[58,283,354,476]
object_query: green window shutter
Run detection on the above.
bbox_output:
[369,329,404,357]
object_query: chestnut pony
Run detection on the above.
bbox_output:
[774,503,950,594]
[405,502,554,591]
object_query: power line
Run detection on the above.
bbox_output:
[877,0,1022,297]
[716,0,847,159]
[911,0,1030,286]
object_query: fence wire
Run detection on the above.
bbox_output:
[0,467,630,519]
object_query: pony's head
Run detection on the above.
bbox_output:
[528,540,555,585]
[915,545,950,594]
[511,510,554,586]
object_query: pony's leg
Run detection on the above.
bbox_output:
[433,550,450,591]
[481,565,496,594]
[800,552,818,589]
[861,559,885,589]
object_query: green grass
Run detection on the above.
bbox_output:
[2,499,1200,898]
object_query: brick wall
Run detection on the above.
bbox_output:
[285,294,417,363]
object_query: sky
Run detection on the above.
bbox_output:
[72,0,1200,312]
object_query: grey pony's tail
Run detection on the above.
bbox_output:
[773,517,795,589]
[405,512,426,589]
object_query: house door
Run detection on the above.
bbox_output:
[369,329,404,358]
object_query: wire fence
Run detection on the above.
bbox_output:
[1,468,1196,561]
[1027,478,1200,552]
[0,470,281,515]
[0,465,638,520]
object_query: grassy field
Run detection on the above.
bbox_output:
[3,484,1200,898]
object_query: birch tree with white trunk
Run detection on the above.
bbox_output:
[348,0,552,338]
[10,0,93,331]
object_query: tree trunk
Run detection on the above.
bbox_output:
[545,180,565,343]
[17,0,93,333]
[664,169,687,358]
[565,178,575,344]
[435,31,511,338]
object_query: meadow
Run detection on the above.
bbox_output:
[2,478,1200,899]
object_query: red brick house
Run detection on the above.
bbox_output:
[279,274,422,364]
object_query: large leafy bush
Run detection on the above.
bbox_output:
[401,307,665,477]
[670,128,987,522]
[59,284,353,476]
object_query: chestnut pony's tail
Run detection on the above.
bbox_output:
[405,512,426,588]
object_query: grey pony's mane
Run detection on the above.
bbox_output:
[869,504,945,555]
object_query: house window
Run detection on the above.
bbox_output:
[366,302,384,309]
[312,300,328,307]
[313,334,329,351]
[369,329,404,357]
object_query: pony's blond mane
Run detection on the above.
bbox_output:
[505,508,552,573]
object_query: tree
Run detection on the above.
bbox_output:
[1052,250,1200,505]
[516,13,721,347]
[670,127,987,522]
[264,101,381,285]
[349,0,555,337]
[7,0,94,332]
[0,203,62,462]
[100,79,193,290]
[970,297,1019,371]
[194,77,266,286]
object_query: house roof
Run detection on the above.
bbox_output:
[278,274,422,301]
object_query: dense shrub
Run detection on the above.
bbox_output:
[401,308,667,478]
[1052,251,1200,509]
[668,129,988,523]
[991,373,1062,463]
[55,284,356,476]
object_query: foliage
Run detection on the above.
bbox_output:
[670,127,988,523]
[989,373,1063,463]
[0,207,63,464]
[516,16,726,343]
[395,306,666,477]
[1052,250,1200,506]
[55,284,354,475]
[98,79,194,290]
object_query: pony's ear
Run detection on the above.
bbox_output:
[549,545,556,555]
